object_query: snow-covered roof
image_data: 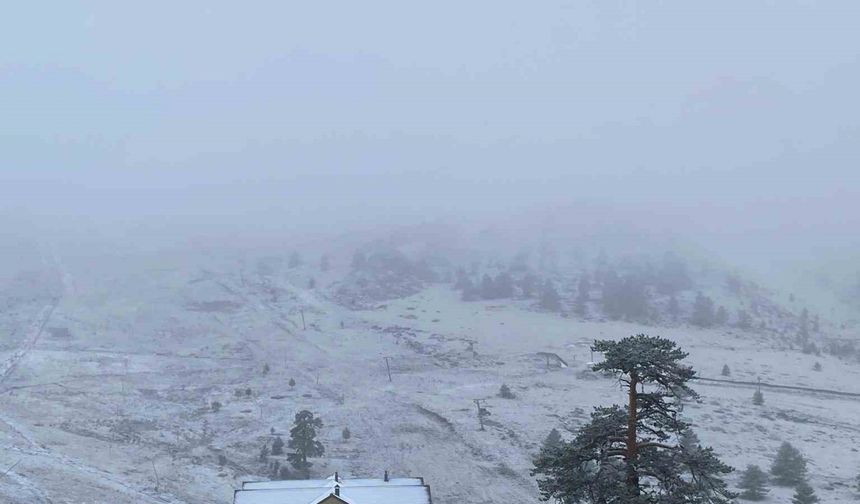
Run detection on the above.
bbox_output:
[243,477,424,490]
[235,475,431,504]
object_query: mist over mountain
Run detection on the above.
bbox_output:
[2,2,860,504]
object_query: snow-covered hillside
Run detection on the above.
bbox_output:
[1,248,859,504]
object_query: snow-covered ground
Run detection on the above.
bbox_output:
[1,254,858,503]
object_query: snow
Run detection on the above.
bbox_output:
[243,476,425,490]
[1,251,858,504]
[234,485,431,504]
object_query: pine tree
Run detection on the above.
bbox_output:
[715,306,729,325]
[287,410,324,478]
[499,384,515,399]
[791,481,818,504]
[539,280,561,311]
[721,364,731,376]
[533,334,735,503]
[813,362,822,372]
[691,292,715,327]
[342,427,351,440]
[289,377,296,388]
[271,436,284,455]
[753,389,764,406]
[542,428,562,451]
[320,254,330,272]
[737,464,769,501]
[259,444,270,462]
[770,441,807,486]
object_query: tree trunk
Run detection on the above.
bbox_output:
[626,370,639,495]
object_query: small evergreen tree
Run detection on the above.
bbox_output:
[721,364,731,377]
[770,441,807,486]
[342,427,351,440]
[691,292,716,327]
[737,464,769,501]
[791,481,818,504]
[813,362,822,372]
[539,280,561,311]
[715,305,729,325]
[320,254,330,272]
[542,428,562,451]
[211,401,222,413]
[287,410,324,478]
[753,389,764,406]
[499,384,515,399]
[259,444,270,462]
[289,377,296,388]
[263,363,270,375]
[271,436,285,455]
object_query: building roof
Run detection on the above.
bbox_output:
[243,477,424,490]
[235,474,431,504]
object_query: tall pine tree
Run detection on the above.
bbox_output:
[533,334,734,503]
[287,410,324,478]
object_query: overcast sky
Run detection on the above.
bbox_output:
[2,1,859,255]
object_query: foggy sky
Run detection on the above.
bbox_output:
[2,1,859,256]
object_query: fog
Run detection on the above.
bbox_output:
[4,4,860,503]
[3,1,859,259]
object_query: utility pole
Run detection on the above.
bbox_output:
[383,357,392,382]
[474,399,486,430]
